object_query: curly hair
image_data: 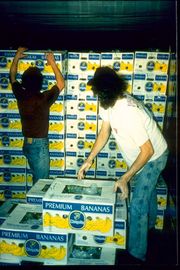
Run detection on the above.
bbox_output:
[87,67,128,109]
[21,67,43,93]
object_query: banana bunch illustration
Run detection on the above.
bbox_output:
[78,121,96,132]
[155,216,163,229]
[152,103,165,114]
[43,212,70,229]
[0,241,25,256]
[40,245,66,260]
[49,140,64,150]
[50,103,63,113]
[0,174,25,183]
[0,192,5,200]
[18,61,34,72]
[9,120,22,130]
[49,122,64,132]
[116,160,128,170]
[12,192,26,199]
[86,62,99,71]
[7,100,18,110]
[157,196,167,208]
[44,63,61,73]
[153,82,166,94]
[84,216,112,233]
[50,158,64,168]
[120,61,133,72]
[0,138,23,148]
[154,62,168,73]
[105,232,125,246]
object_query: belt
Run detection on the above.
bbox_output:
[26,137,33,144]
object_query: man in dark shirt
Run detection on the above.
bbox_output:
[10,47,65,184]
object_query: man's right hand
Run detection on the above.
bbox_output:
[77,160,93,180]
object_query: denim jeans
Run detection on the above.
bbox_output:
[128,148,169,261]
[23,137,50,185]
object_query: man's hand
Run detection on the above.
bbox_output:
[15,47,28,60]
[45,52,56,66]
[77,160,93,180]
[114,176,129,200]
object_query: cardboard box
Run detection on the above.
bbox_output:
[0,203,71,265]
[0,199,18,225]
[68,244,116,265]
[43,178,116,236]
[75,199,127,249]
[26,179,54,205]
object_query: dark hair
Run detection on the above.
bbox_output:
[87,67,128,109]
[21,67,43,93]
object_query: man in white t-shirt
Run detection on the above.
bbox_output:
[77,66,168,263]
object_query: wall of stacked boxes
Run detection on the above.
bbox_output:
[0,49,177,265]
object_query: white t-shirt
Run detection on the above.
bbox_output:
[99,94,167,167]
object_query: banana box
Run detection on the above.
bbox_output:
[26,179,54,205]
[0,92,18,112]
[48,134,64,152]
[0,167,26,184]
[96,152,128,179]
[156,175,168,210]
[134,51,170,74]
[65,115,98,137]
[66,74,95,97]
[169,52,176,75]
[0,203,72,265]
[17,50,67,75]
[133,93,167,118]
[48,115,64,134]
[0,112,21,131]
[64,151,96,178]
[0,199,18,225]
[0,183,26,201]
[132,73,168,95]
[65,137,95,154]
[0,50,16,70]
[166,96,176,118]
[100,52,134,74]
[42,178,116,236]
[74,199,127,249]
[155,209,165,230]
[66,99,98,117]
[0,72,22,91]
[167,74,176,97]
[0,131,23,149]
[0,149,26,168]
[49,151,65,170]
[68,245,116,265]
[67,52,101,75]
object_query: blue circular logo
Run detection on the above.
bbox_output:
[42,79,48,90]
[4,171,11,182]
[0,97,8,109]
[77,158,84,167]
[78,102,85,111]
[94,235,106,244]
[2,135,10,146]
[3,154,11,164]
[78,122,85,130]
[145,82,153,92]
[77,140,84,149]
[69,211,85,229]
[0,56,7,68]
[108,159,116,168]
[80,62,87,71]
[1,117,10,128]
[35,60,44,71]
[113,62,120,71]
[109,141,116,150]
[79,82,86,92]
[25,239,41,257]
[0,77,9,89]
[146,61,155,72]
[4,189,12,199]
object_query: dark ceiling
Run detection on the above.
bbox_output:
[0,0,177,51]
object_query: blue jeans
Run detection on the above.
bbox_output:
[23,137,50,185]
[128,149,169,261]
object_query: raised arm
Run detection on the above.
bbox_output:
[45,52,65,91]
[77,120,111,180]
[10,47,27,84]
